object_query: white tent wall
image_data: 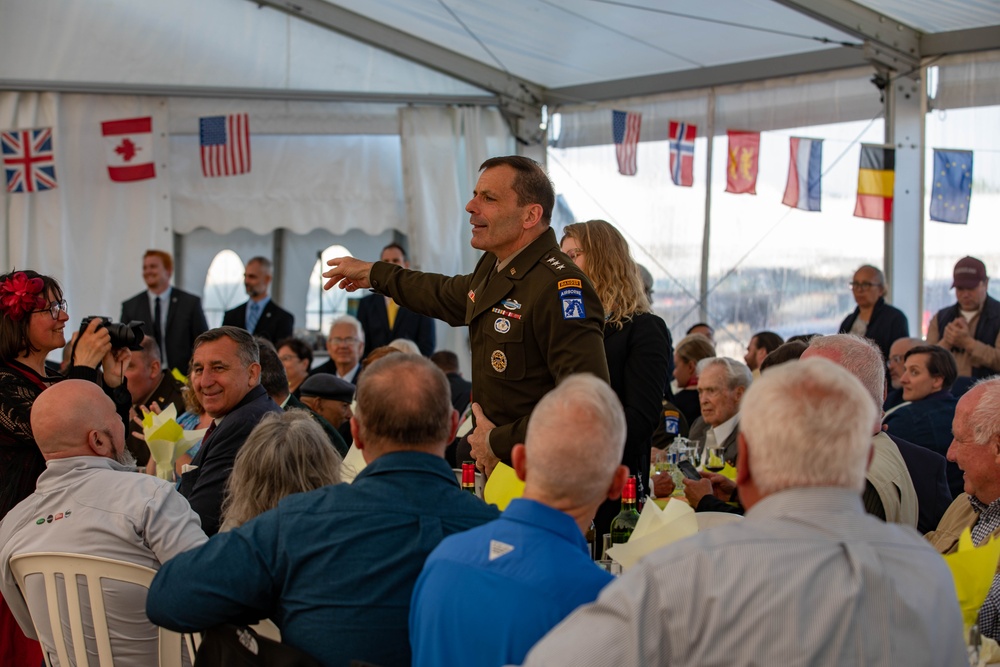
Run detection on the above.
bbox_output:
[1,91,173,329]
[399,105,514,371]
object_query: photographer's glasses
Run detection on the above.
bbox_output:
[33,300,68,320]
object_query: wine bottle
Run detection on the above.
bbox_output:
[610,476,640,545]
[461,461,477,495]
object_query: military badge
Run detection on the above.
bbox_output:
[491,350,508,372]
[501,299,521,310]
[494,318,511,333]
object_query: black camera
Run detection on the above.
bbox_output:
[79,316,145,351]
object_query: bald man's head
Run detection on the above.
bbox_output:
[31,380,132,466]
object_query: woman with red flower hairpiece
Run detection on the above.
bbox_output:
[0,269,132,666]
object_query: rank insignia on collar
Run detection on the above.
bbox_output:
[545,256,565,270]
[510,267,516,275]
[468,290,475,302]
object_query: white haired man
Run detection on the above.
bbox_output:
[926,377,1000,641]
[410,374,628,667]
[520,358,967,666]
[311,315,365,384]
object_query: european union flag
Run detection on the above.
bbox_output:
[930,149,973,224]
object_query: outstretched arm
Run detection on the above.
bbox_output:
[323,257,374,292]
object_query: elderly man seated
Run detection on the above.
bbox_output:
[653,357,751,512]
[927,377,1000,642]
[0,380,206,666]
[410,374,627,667]
[520,358,967,666]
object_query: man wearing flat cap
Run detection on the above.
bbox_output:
[927,256,1000,391]
[299,373,355,432]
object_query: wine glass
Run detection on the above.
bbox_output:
[705,446,726,473]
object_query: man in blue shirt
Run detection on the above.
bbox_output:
[409,374,628,667]
[147,354,499,667]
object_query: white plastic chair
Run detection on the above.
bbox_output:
[9,552,187,667]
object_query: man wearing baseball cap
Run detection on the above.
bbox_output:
[927,256,1000,390]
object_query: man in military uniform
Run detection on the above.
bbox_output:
[323,156,610,474]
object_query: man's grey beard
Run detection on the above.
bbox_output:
[115,446,138,469]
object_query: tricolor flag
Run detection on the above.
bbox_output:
[101,116,156,182]
[199,113,251,177]
[930,149,973,225]
[612,110,641,176]
[668,120,696,187]
[1,127,57,193]
[782,137,822,211]
[854,144,894,222]
[726,130,759,195]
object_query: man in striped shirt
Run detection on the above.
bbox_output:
[520,358,967,667]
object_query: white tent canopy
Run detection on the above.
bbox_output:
[2,0,999,358]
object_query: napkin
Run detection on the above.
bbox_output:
[943,528,1000,628]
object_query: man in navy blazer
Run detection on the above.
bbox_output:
[177,326,282,535]
[356,244,436,357]
[221,256,294,345]
[121,249,208,374]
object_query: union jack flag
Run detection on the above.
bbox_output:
[2,127,58,193]
[668,121,696,187]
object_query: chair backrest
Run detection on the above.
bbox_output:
[9,551,186,667]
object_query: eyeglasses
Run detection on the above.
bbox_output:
[330,337,360,345]
[33,300,68,320]
[887,354,905,367]
[564,248,585,261]
[849,281,881,291]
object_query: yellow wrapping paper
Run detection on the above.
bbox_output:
[142,404,206,480]
[482,462,525,511]
[943,528,1000,628]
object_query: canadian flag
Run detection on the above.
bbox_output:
[101,116,156,182]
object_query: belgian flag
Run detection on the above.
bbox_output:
[854,144,894,222]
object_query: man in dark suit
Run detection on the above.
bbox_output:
[123,336,186,466]
[177,326,282,535]
[356,244,436,357]
[121,249,208,375]
[221,256,294,345]
[430,350,472,415]
[310,315,364,385]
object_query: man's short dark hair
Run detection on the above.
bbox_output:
[753,331,785,356]
[905,345,958,392]
[479,156,555,225]
[759,340,807,373]
[257,339,289,398]
[193,326,260,369]
[686,322,714,336]
[355,354,452,448]
[276,337,313,365]
[137,335,161,366]
[430,350,460,374]
[381,243,408,261]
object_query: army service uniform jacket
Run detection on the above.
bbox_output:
[368,227,610,463]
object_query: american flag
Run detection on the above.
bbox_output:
[612,110,641,176]
[199,114,251,177]
[1,128,57,193]
[669,120,696,187]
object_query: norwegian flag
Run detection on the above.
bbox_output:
[1,127,57,193]
[668,121,696,187]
